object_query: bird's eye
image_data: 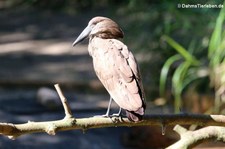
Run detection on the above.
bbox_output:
[91,20,99,25]
[92,19,104,25]
[90,24,95,29]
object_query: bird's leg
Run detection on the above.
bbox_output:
[111,107,122,117]
[104,96,112,117]
[94,96,112,118]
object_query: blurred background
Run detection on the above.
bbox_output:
[0,0,225,148]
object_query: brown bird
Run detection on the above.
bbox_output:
[72,16,146,122]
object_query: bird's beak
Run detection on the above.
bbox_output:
[72,25,92,47]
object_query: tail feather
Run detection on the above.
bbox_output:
[126,107,144,122]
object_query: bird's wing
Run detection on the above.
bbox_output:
[91,38,144,111]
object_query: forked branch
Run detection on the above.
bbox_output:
[166,125,225,149]
[0,84,225,149]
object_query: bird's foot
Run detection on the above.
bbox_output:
[110,112,124,122]
[111,113,121,117]
[94,113,121,118]
[110,108,122,117]
[94,114,110,118]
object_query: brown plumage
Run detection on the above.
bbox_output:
[73,16,146,122]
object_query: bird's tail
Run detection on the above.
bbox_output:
[126,107,145,122]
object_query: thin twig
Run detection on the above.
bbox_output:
[54,84,73,118]
[0,83,225,149]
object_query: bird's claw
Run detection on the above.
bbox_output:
[94,114,121,118]
[94,114,110,118]
[111,113,121,117]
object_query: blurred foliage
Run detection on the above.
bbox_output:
[113,0,224,104]
[208,3,225,114]
[1,0,121,11]
[159,36,202,113]
[1,0,225,112]
[160,0,225,113]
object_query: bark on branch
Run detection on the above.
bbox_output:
[1,114,225,139]
[0,84,225,149]
[166,125,225,149]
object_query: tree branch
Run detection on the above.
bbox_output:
[54,84,73,118]
[0,83,225,149]
[1,114,225,140]
[166,125,225,149]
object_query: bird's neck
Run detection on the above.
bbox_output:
[88,37,114,57]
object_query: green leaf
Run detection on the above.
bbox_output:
[208,1,225,66]
[187,38,197,54]
[181,67,208,91]
[159,54,182,97]
[162,35,200,66]
[172,61,191,113]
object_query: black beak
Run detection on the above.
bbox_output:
[72,25,92,47]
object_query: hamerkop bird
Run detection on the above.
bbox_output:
[72,16,146,122]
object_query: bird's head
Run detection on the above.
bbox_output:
[72,16,124,46]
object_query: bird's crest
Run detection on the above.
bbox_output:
[89,16,124,39]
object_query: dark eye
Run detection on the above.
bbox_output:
[92,20,99,25]
[94,19,104,25]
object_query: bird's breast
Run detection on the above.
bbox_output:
[88,38,116,80]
